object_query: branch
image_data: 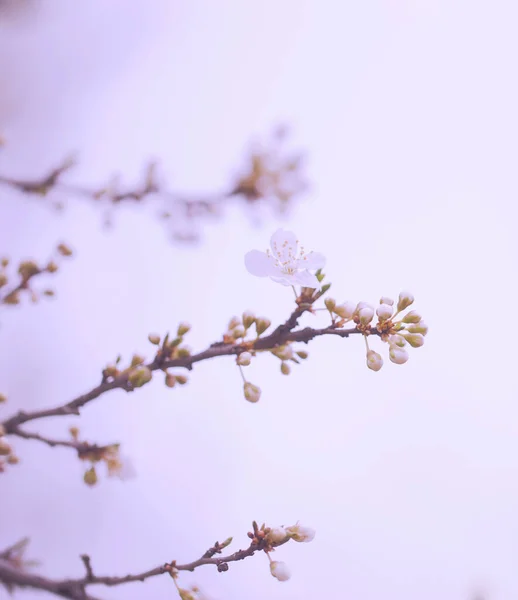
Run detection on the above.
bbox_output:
[0,527,291,600]
[1,314,373,435]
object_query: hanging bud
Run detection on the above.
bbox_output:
[267,527,288,544]
[165,374,176,388]
[366,350,383,372]
[389,334,406,347]
[128,366,152,387]
[148,333,161,345]
[236,352,252,366]
[83,466,98,486]
[243,382,261,403]
[380,296,394,306]
[402,310,422,324]
[232,325,246,339]
[405,322,428,335]
[334,301,356,320]
[389,345,409,365]
[359,307,374,325]
[296,350,309,360]
[177,322,191,336]
[242,310,256,329]
[397,291,414,312]
[46,261,59,273]
[376,304,393,322]
[324,297,336,311]
[0,439,12,456]
[403,333,425,348]
[280,362,291,375]
[270,561,291,582]
[175,374,188,385]
[255,317,271,336]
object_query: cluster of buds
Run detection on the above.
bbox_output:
[0,243,72,306]
[75,428,134,486]
[225,311,271,343]
[260,521,315,582]
[232,126,308,212]
[149,324,191,388]
[0,394,19,472]
[359,292,427,371]
[270,343,309,376]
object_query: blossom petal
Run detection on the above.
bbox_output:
[270,228,298,262]
[244,250,277,277]
[293,270,320,288]
[298,251,326,270]
[270,275,295,286]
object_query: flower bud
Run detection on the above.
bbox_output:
[57,243,73,257]
[324,297,336,311]
[128,366,152,387]
[296,350,309,360]
[376,304,393,322]
[177,347,191,358]
[366,350,383,372]
[18,260,40,280]
[286,522,316,543]
[175,374,188,385]
[177,322,191,336]
[7,455,19,465]
[83,466,98,486]
[69,426,79,439]
[236,352,252,366]
[0,439,11,456]
[0,393,6,403]
[380,296,394,306]
[255,317,271,335]
[1,257,8,267]
[232,325,246,339]
[244,382,261,403]
[0,273,7,287]
[334,301,355,320]
[46,261,59,273]
[389,345,409,365]
[273,345,294,360]
[148,333,161,345]
[267,527,288,544]
[242,311,255,329]
[280,362,291,375]
[389,334,406,347]
[402,310,422,324]
[130,354,145,367]
[403,333,425,348]
[270,561,291,582]
[359,307,374,325]
[406,322,428,335]
[397,291,414,312]
[228,316,241,330]
[165,374,176,388]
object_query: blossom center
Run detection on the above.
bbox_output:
[267,240,309,275]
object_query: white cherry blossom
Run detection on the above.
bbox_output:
[245,229,326,288]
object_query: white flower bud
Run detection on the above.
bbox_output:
[397,291,414,312]
[255,317,271,335]
[355,301,372,312]
[243,382,261,403]
[270,561,291,582]
[267,527,288,544]
[236,352,252,366]
[389,334,406,347]
[389,345,409,365]
[406,322,428,335]
[359,307,374,325]
[380,296,394,306]
[402,310,422,324]
[273,345,294,360]
[286,522,316,543]
[376,303,393,322]
[366,350,383,372]
[334,301,355,320]
[403,333,425,348]
[324,297,336,311]
[242,311,255,329]
[232,325,246,338]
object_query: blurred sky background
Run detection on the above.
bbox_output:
[1,1,517,599]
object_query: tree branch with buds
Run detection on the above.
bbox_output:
[0,521,314,600]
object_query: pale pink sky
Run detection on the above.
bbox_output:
[1,2,517,599]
